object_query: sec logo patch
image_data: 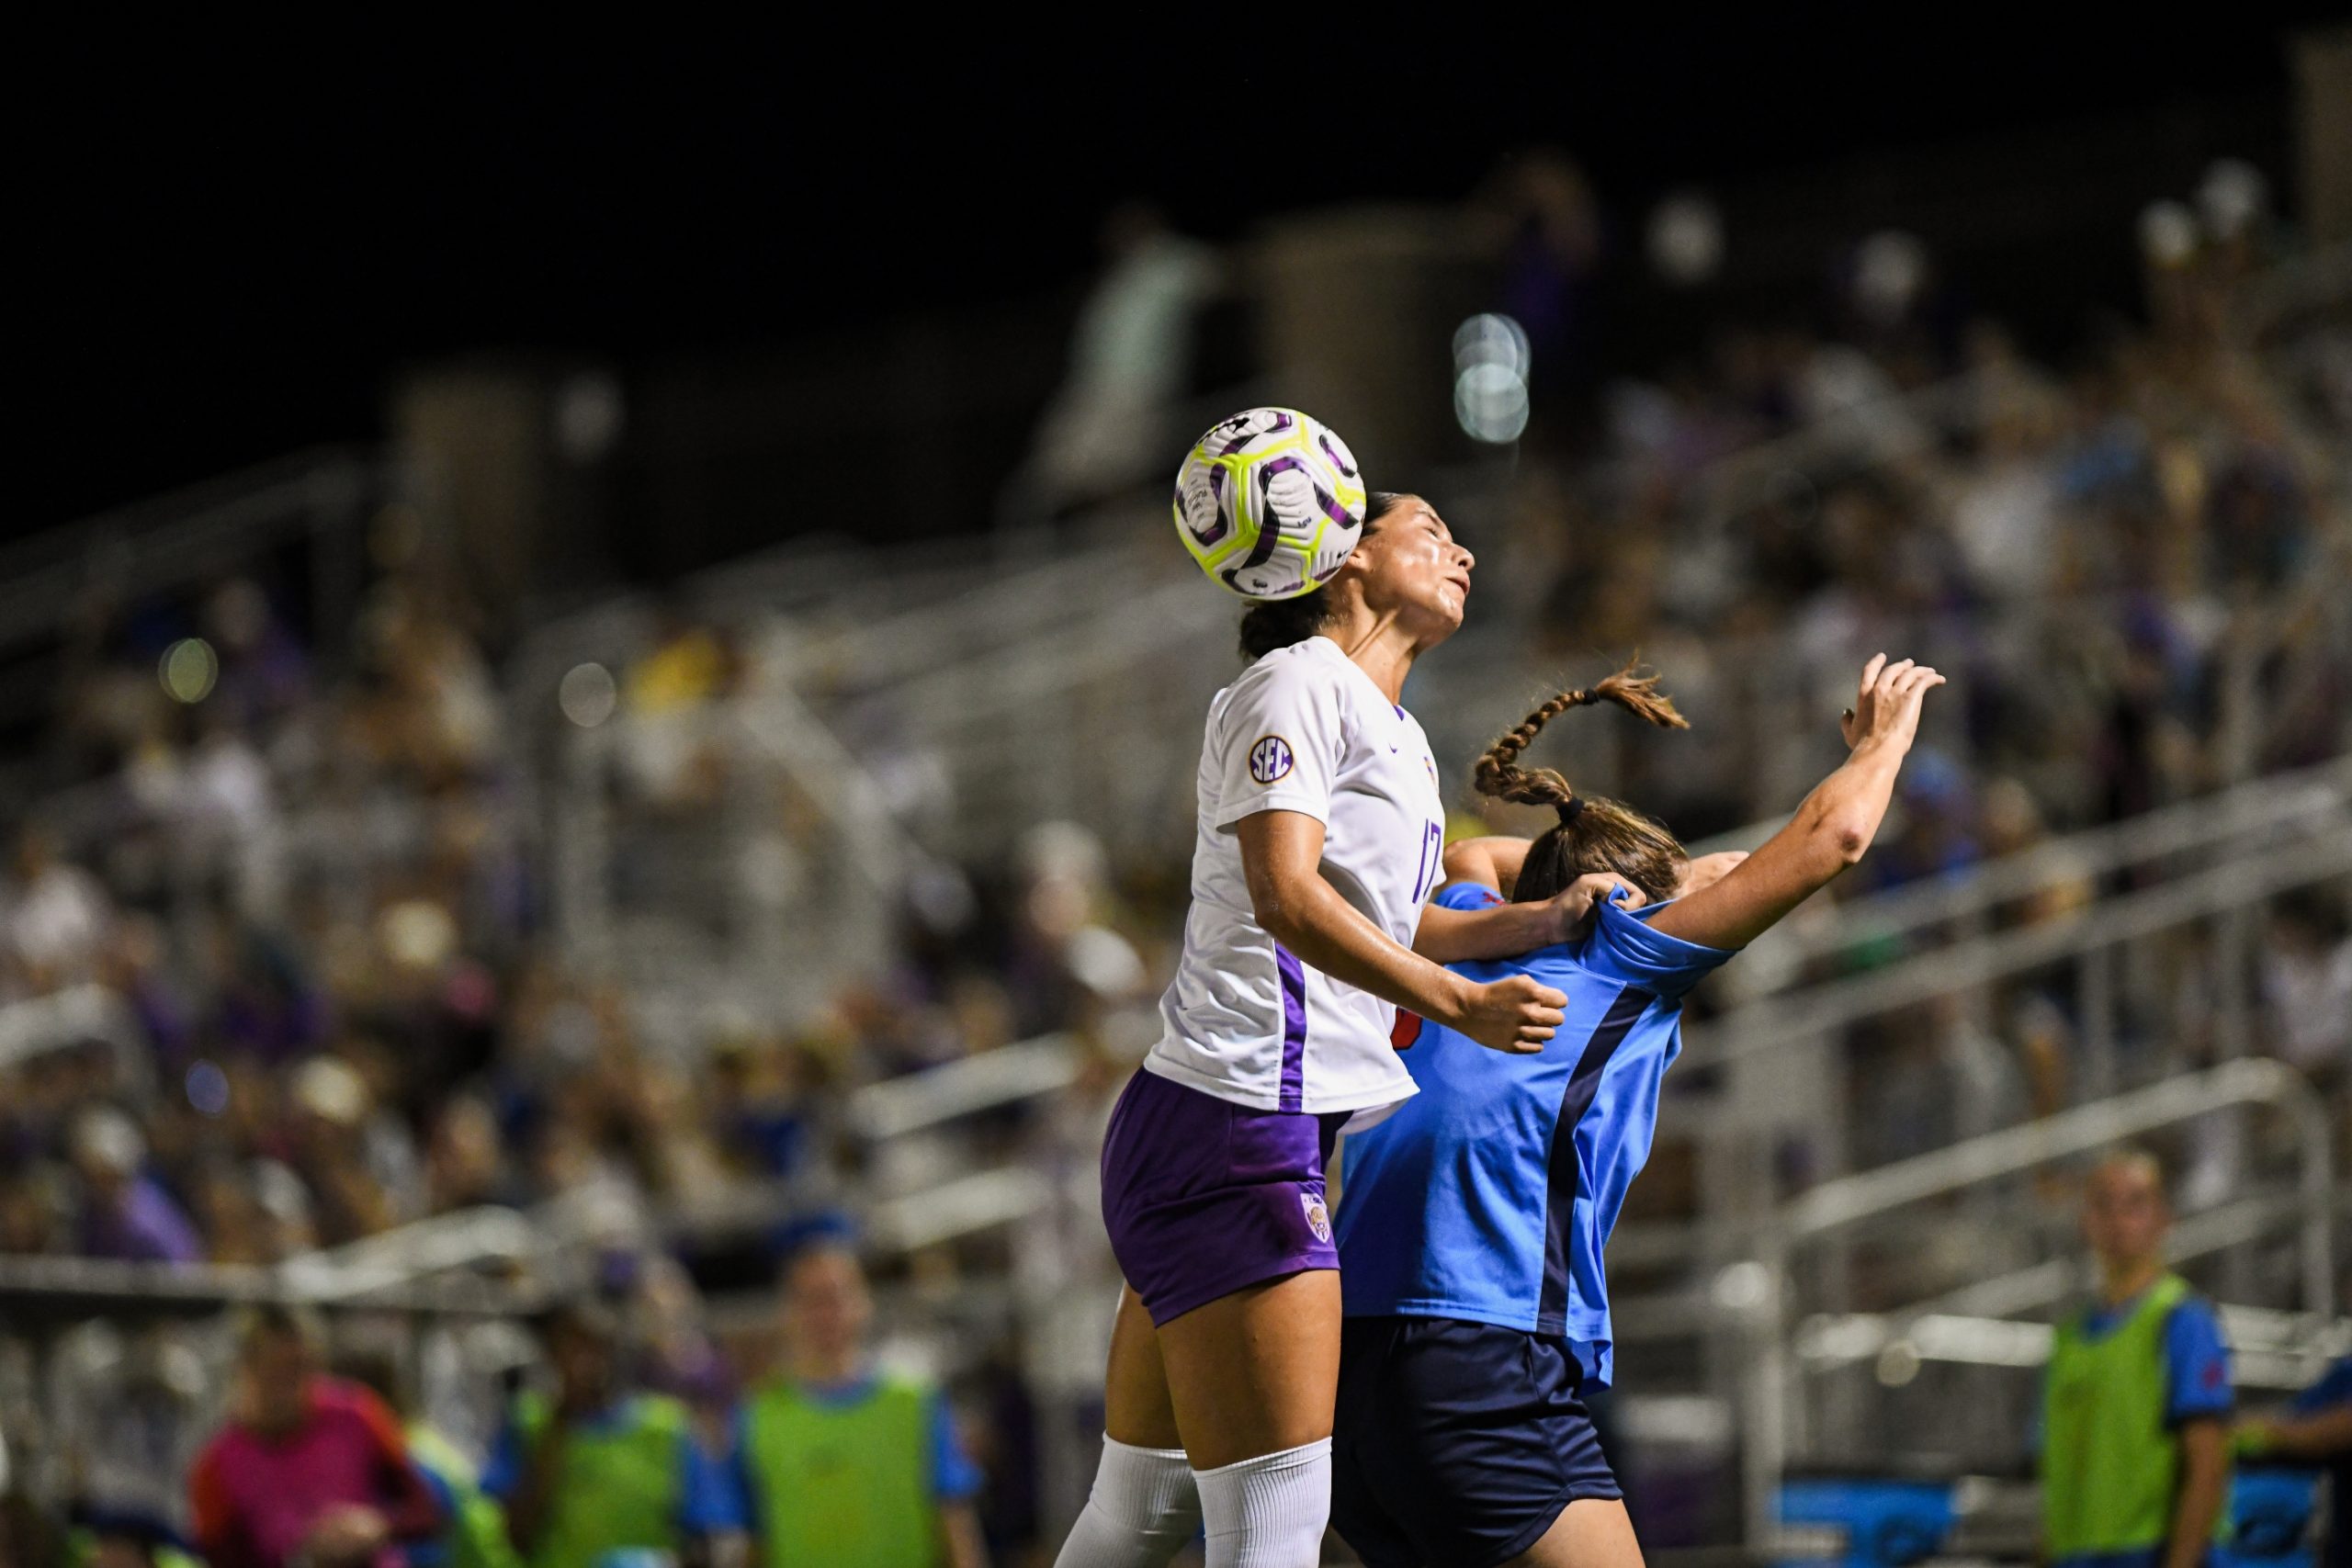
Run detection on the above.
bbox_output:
[1249,734,1295,784]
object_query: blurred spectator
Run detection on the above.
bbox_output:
[2233,1351,2352,1568]
[338,1350,520,1568]
[2039,1151,2232,1568]
[480,1299,736,1568]
[71,1107,201,1266]
[1024,203,1219,516]
[715,1238,988,1568]
[8,828,113,988]
[1470,149,1605,426]
[187,1307,444,1568]
[2261,894,2352,1095]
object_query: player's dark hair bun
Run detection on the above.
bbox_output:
[1236,491,1406,660]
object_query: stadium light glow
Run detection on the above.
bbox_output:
[1453,314,1531,379]
[1453,314,1532,445]
[1454,363,1530,445]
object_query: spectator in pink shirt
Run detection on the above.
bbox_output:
[188,1307,444,1568]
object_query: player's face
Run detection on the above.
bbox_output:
[2082,1161,2167,1268]
[242,1332,317,1432]
[784,1247,874,1365]
[1352,497,1475,640]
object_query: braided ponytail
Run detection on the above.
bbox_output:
[1473,660,1689,822]
[1473,659,1693,906]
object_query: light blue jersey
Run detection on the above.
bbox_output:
[1334,881,1734,1386]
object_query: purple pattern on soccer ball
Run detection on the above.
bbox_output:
[1317,429,1359,479]
[1253,455,1312,535]
[1177,469,1228,547]
[1215,409,1294,457]
[1317,485,1354,532]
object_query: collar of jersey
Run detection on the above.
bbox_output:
[1306,635,1410,719]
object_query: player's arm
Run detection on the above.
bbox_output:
[936,1502,989,1568]
[1237,809,1565,1053]
[1440,836,1528,895]
[355,1385,445,1543]
[2161,1417,2229,1568]
[2239,1403,2352,1455]
[1648,656,1942,951]
[190,1448,263,1568]
[1415,872,1644,963]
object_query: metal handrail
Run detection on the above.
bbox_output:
[1728,755,2352,982]
[0,1251,549,1319]
[847,1033,1082,1141]
[1686,816,2352,1068]
[0,448,383,650]
[0,983,147,1080]
[1738,1057,2335,1540]
[1779,1057,2332,1303]
[1792,1303,2352,1391]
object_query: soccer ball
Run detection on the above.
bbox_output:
[1171,408,1367,601]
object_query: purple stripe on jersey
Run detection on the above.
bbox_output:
[1275,942,1308,1112]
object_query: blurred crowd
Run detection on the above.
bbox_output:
[0,153,2346,1564]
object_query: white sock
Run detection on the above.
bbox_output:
[1054,1435,1202,1568]
[1193,1438,1332,1568]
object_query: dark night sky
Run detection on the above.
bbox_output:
[21,8,2345,533]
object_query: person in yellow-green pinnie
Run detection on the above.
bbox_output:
[2040,1149,2233,1568]
[707,1226,989,1568]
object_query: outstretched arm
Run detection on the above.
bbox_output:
[1648,655,1943,951]
[1236,809,1567,1054]
[1415,869,1645,964]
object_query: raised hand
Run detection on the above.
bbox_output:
[1839,653,1946,755]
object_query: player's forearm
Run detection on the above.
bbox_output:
[2161,1424,2228,1568]
[504,1430,569,1551]
[1788,739,1905,876]
[937,1504,990,1568]
[1413,898,1558,964]
[2245,1405,2352,1456]
[1255,870,1471,1025]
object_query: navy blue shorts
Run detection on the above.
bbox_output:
[1332,1315,1622,1568]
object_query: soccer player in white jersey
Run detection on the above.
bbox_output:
[1056,493,1634,1568]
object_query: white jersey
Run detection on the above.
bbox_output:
[1147,635,1446,1115]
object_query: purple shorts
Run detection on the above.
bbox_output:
[1101,1066,1350,1327]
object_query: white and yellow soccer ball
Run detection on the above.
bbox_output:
[1171,408,1367,601]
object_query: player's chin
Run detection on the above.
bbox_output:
[1418,586,1470,638]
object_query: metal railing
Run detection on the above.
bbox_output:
[1686,769,2352,1069]
[1733,1057,2335,1543]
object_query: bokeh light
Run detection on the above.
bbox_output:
[560,661,619,727]
[1453,314,1532,445]
[1647,193,1724,285]
[185,1059,230,1117]
[2138,200,2199,266]
[158,637,218,703]
[1454,362,1531,445]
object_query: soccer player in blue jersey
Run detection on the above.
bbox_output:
[1330,652,1945,1568]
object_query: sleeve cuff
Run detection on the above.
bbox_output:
[1213,792,1331,833]
[1432,881,1504,911]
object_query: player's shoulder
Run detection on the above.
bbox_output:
[2161,1286,2225,1339]
[1216,639,1363,731]
[1234,637,1351,694]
